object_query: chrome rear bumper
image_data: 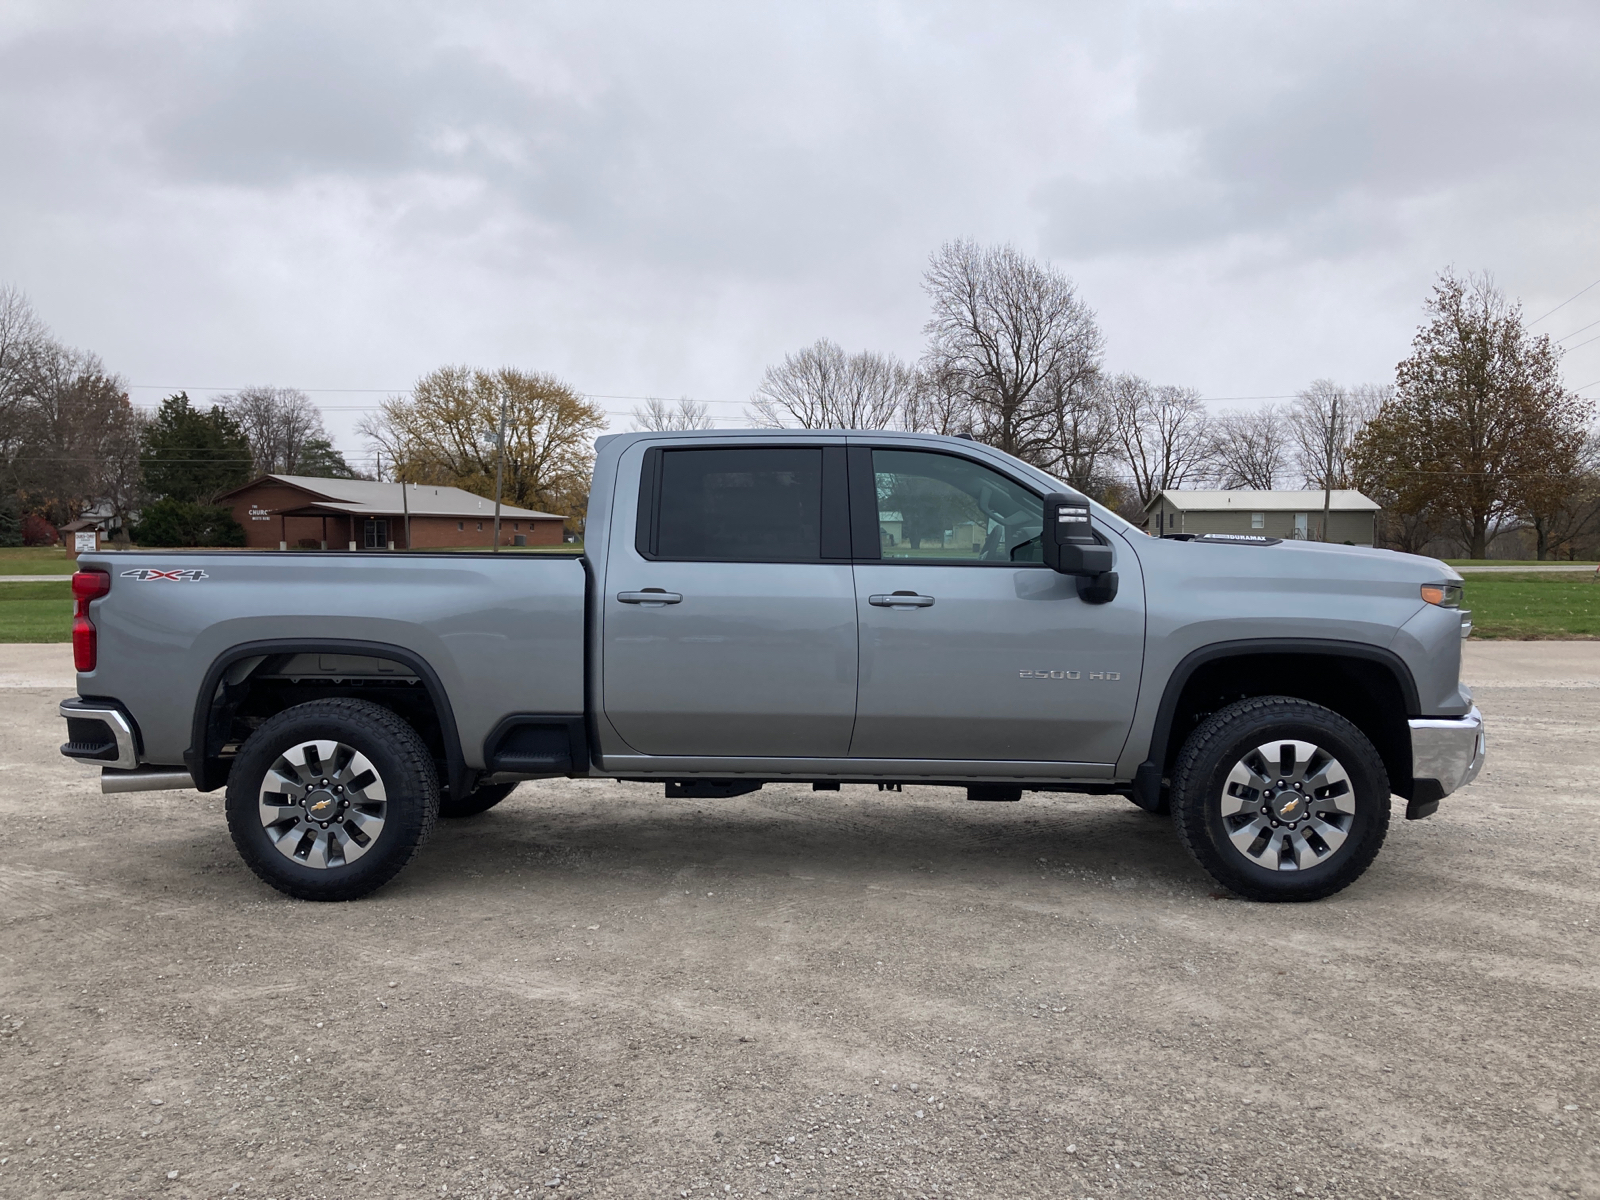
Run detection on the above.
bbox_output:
[59,698,139,770]
[1409,705,1485,801]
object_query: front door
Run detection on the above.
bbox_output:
[601,442,858,758]
[849,446,1145,765]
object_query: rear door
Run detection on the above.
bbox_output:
[848,445,1145,765]
[601,441,858,757]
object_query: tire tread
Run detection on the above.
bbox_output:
[226,698,439,901]
[1169,695,1390,902]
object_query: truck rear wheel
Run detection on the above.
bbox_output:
[438,781,519,819]
[1169,697,1390,902]
[225,698,439,902]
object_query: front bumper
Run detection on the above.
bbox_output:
[1409,705,1485,807]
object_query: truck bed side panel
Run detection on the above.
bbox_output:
[76,552,587,769]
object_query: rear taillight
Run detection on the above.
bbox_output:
[71,571,110,672]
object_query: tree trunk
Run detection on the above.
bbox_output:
[1470,518,1488,560]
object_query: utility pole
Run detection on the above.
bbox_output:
[492,390,509,552]
[401,472,410,551]
[1321,393,1337,542]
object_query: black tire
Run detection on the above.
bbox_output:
[438,781,519,819]
[1170,696,1390,902]
[225,698,439,902]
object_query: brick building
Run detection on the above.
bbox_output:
[216,475,566,550]
[1143,489,1380,545]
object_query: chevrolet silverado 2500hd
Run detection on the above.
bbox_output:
[59,430,1484,902]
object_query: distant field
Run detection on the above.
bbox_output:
[0,546,75,574]
[1445,558,1598,568]
[1463,572,1600,639]
[0,580,71,642]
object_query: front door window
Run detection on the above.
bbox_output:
[872,449,1043,563]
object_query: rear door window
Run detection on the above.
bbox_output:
[646,446,825,562]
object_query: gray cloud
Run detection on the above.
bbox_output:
[0,0,1596,459]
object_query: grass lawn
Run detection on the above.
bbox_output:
[0,580,72,642]
[1445,558,1598,568]
[0,546,77,574]
[1463,572,1600,639]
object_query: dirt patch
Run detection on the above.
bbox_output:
[0,646,1596,1199]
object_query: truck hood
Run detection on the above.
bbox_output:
[1129,533,1462,592]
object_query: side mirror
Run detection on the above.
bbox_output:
[1042,493,1118,604]
[1041,493,1113,577]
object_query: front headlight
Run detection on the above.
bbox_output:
[1421,582,1464,608]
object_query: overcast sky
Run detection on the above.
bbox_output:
[3,0,1598,462]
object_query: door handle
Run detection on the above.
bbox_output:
[617,589,683,606]
[869,591,935,608]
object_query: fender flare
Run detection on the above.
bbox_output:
[1130,638,1421,811]
[184,637,469,797]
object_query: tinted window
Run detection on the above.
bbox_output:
[872,449,1043,563]
[655,447,823,561]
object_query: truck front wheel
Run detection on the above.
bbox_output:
[225,698,440,902]
[1169,697,1390,902]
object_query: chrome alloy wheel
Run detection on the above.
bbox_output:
[1220,739,1355,872]
[257,739,387,869]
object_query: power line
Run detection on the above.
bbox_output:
[1557,317,1600,342]
[124,384,734,403]
[1529,277,1600,326]
[124,385,409,393]
[1563,331,1600,353]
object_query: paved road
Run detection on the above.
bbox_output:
[1,644,1595,1199]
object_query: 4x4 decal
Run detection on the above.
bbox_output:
[120,568,209,582]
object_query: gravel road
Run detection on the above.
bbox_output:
[1,643,1596,1200]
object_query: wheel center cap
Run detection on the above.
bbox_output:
[304,790,339,821]
[1271,791,1307,822]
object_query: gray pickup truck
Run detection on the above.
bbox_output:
[60,429,1484,903]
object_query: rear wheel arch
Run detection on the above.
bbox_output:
[186,638,470,798]
[1134,640,1419,811]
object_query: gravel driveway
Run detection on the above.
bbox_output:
[1,644,1595,1199]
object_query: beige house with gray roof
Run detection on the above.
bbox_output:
[1144,489,1380,545]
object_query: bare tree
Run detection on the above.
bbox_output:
[0,285,145,531]
[921,240,1102,461]
[1106,374,1213,508]
[1520,427,1600,559]
[1037,363,1117,496]
[631,397,715,431]
[222,386,326,475]
[1210,405,1291,490]
[899,363,973,437]
[748,338,915,430]
[1289,379,1384,539]
[14,346,140,526]
[0,286,51,487]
